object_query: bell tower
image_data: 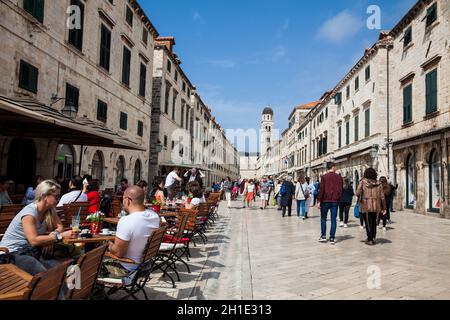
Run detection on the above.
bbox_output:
[261,106,274,157]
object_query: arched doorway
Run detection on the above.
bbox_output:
[55,144,74,180]
[91,151,104,185]
[429,149,441,212]
[134,159,142,184]
[406,154,416,209]
[7,138,36,193]
[115,155,126,186]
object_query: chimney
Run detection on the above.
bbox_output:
[155,37,176,52]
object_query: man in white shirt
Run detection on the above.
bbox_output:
[103,186,160,279]
[57,176,88,207]
[165,169,182,199]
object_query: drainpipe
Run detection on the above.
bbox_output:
[78,144,83,176]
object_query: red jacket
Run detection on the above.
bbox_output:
[318,172,343,203]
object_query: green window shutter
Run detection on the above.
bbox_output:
[426,70,437,114]
[139,63,146,97]
[338,126,342,148]
[122,46,131,86]
[35,0,44,23]
[100,25,111,70]
[403,85,412,123]
[365,109,370,137]
[354,116,359,142]
[23,0,33,14]
[346,122,350,145]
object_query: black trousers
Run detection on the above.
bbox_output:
[363,212,378,242]
[339,203,351,224]
[282,202,292,217]
[377,209,391,227]
[313,195,318,206]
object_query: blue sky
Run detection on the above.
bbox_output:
[141,0,417,152]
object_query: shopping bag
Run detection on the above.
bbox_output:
[271,198,277,206]
[354,203,360,219]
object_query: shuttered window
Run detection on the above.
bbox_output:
[426,69,438,115]
[365,109,371,138]
[122,46,131,86]
[68,0,84,51]
[99,24,111,71]
[403,84,413,123]
[139,63,147,97]
[97,100,108,123]
[65,83,79,112]
[24,0,45,23]
[19,60,39,93]
[354,115,359,142]
[120,112,128,130]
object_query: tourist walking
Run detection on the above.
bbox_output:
[267,177,275,206]
[280,176,295,217]
[313,179,320,206]
[246,180,256,208]
[356,168,386,246]
[305,177,314,219]
[318,162,343,245]
[223,177,233,208]
[378,177,392,231]
[295,177,309,220]
[259,177,271,210]
[339,178,355,228]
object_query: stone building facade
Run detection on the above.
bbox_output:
[265,0,450,219]
[0,0,158,191]
[389,0,450,218]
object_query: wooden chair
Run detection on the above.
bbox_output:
[0,205,24,240]
[154,213,190,287]
[23,260,73,300]
[66,244,108,300]
[97,226,167,300]
[60,202,90,229]
[111,197,122,216]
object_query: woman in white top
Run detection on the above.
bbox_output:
[245,180,256,209]
[295,177,309,220]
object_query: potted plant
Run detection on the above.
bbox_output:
[86,211,105,235]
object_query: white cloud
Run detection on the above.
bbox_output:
[207,59,237,69]
[193,10,205,24]
[317,10,364,43]
[276,18,290,38]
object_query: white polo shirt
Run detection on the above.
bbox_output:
[165,171,180,188]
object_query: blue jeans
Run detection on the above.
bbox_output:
[296,200,306,218]
[320,203,339,240]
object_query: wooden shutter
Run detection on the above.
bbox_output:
[403,85,412,123]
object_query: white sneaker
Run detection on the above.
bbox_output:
[344,224,348,228]
[360,226,365,230]
[339,222,344,227]
[383,227,387,231]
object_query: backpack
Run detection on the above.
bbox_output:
[280,184,287,196]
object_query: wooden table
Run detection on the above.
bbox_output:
[63,235,116,244]
[0,264,32,300]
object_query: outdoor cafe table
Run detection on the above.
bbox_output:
[63,235,116,245]
[104,217,119,225]
[0,264,32,300]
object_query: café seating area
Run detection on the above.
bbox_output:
[0,192,223,300]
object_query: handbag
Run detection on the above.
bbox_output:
[300,184,310,200]
[354,202,360,219]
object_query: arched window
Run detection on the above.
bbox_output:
[115,156,126,186]
[134,159,141,184]
[429,149,441,212]
[406,154,415,208]
[92,151,104,184]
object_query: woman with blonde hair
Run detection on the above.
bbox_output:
[0,180,74,275]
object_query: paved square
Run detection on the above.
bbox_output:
[141,201,450,300]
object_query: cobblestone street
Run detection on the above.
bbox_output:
[145,200,450,300]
